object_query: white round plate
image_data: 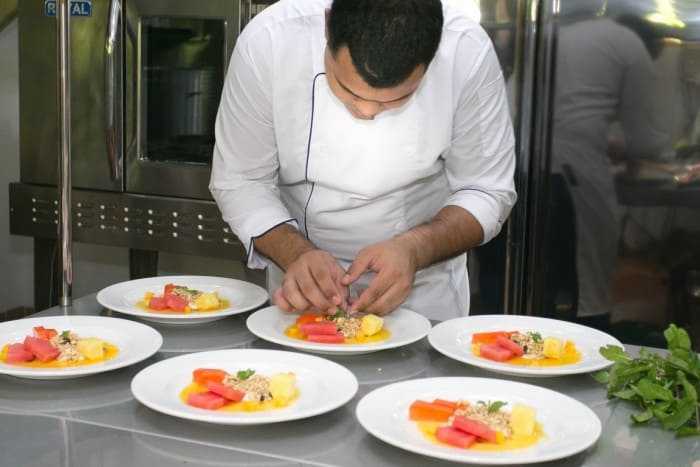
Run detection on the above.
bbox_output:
[356,377,602,464]
[428,315,623,377]
[246,306,432,355]
[130,348,358,425]
[97,275,268,324]
[0,316,162,380]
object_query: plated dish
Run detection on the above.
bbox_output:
[470,329,581,366]
[139,283,230,313]
[285,310,389,344]
[356,377,602,464]
[96,275,268,324]
[428,315,623,377]
[246,306,431,355]
[182,367,298,412]
[1,324,119,367]
[0,316,162,379]
[407,397,544,451]
[130,348,358,424]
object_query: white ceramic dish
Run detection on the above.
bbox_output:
[356,376,602,464]
[131,348,358,425]
[428,315,623,377]
[246,306,431,355]
[96,275,268,324]
[0,315,162,379]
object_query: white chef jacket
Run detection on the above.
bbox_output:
[209,0,516,320]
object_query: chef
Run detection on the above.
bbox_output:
[210,0,516,321]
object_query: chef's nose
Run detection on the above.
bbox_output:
[353,100,382,120]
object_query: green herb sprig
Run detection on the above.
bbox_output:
[594,324,700,437]
[328,308,346,320]
[236,369,255,380]
[477,400,508,413]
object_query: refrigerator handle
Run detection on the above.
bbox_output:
[517,0,560,316]
[124,8,137,159]
[505,0,561,316]
[105,0,121,182]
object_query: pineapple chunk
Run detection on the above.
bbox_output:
[193,292,221,311]
[360,314,384,336]
[269,372,297,405]
[510,403,536,436]
[543,337,565,359]
[76,338,105,360]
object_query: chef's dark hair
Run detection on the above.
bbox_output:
[327,0,443,88]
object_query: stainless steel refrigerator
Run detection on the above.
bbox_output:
[474,0,700,347]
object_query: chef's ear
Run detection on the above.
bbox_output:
[324,8,329,41]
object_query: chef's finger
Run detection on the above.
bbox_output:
[321,256,350,311]
[343,254,372,286]
[361,280,403,316]
[272,287,294,312]
[295,271,338,312]
[347,279,390,314]
[361,290,397,316]
[280,278,313,312]
[310,267,345,310]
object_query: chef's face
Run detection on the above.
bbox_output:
[324,46,425,120]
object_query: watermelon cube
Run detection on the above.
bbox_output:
[148,296,169,310]
[165,294,189,312]
[23,336,61,362]
[5,343,34,363]
[187,391,228,410]
[306,333,345,343]
[299,321,338,335]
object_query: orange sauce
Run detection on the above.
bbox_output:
[0,342,119,368]
[283,324,391,344]
[180,383,298,411]
[416,421,546,451]
[473,341,582,367]
[136,298,230,314]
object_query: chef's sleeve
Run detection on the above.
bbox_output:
[444,30,517,244]
[209,37,297,269]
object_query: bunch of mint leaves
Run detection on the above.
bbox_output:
[594,324,700,437]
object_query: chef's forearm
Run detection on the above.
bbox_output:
[252,224,317,271]
[393,205,484,270]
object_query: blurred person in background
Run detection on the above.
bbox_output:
[546,0,667,331]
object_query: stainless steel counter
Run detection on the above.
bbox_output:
[1,294,698,467]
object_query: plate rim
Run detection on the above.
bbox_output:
[0,315,163,379]
[245,305,432,355]
[96,275,269,322]
[428,314,624,377]
[355,376,602,465]
[130,348,359,425]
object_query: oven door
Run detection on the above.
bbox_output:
[19,0,124,191]
[124,0,240,199]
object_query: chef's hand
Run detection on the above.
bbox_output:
[273,249,349,315]
[342,239,417,315]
